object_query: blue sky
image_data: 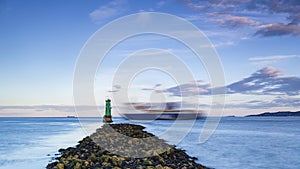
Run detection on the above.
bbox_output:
[0,0,299,116]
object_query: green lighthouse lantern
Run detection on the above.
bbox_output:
[103,98,113,122]
[105,99,111,116]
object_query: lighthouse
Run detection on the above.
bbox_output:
[103,98,113,122]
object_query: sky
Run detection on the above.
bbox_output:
[0,0,300,116]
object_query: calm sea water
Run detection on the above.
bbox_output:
[0,117,299,169]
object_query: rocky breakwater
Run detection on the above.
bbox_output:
[47,124,208,169]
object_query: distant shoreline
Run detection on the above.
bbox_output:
[246,111,300,117]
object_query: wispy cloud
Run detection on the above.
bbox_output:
[211,40,235,48]
[249,55,300,65]
[141,83,163,91]
[156,1,166,8]
[181,0,300,37]
[108,85,122,93]
[255,23,300,37]
[218,15,259,28]
[164,82,211,97]
[249,55,300,62]
[226,96,300,109]
[161,66,300,97]
[89,0,127,24]
[163,83,210,97]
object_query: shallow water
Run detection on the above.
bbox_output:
[0,117,299,169]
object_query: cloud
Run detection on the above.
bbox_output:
[183,0,207,11]
[183,14,208,22]
[113,85,122,89]
[226,96,300,109]
[255,23,300,37]
[227,67,300,96]
[156,1,166,8]
[272,96,300,107]
[141,83,163,91]
[163,82,211,97]
[89,0,127,24]
[181,0,300,37]
[108,85,122,93]
[163,67,300,97]
[249,55,300,62]
[249,54,300,64]
[218,15,259,28]
[247,0,300,24]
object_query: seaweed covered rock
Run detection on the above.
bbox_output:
[47,124,208,169]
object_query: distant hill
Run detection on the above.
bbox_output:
[246,111,300,117]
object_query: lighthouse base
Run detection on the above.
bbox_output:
[103,115,113,123]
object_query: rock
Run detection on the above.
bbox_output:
[58,148,65,153]
[163,167,172,169]
[47,124,208,169]
[143,159,153,166]
[100,155,111,163]
[136,165,143,169]
[56,163,64,169]
[155,164,164,169]
[111,155,122,166]
[73,162,81,169]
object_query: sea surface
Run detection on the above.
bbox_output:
[0,116,299,169]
